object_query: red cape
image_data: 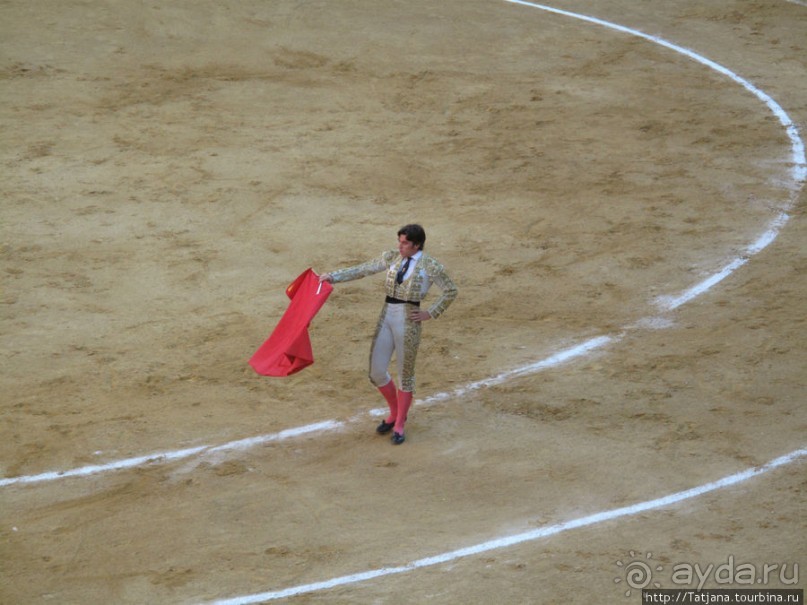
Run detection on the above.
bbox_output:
[249,268,333,376]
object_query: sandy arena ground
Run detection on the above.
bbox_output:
[1,1,805,603]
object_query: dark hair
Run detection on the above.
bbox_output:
[397,224,426,250]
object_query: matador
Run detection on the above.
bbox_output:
[320,224,458,445]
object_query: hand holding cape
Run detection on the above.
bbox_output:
[249,268,332,377]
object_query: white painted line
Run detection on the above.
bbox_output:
[656,258,748,311]
[746,211,792,255]
[202,448,807,604]
[0,338,610,487]
[655,212,791,310]
[446,335,615,395]
[205,420,343,455]
[373,334,614,415]
[0,420,340,488]
[506,1,806,185]
[503,1,806,309]
[2,1,804,491]
[0,446,210,488]
[201,7,807,601]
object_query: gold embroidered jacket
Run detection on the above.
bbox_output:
[330,250,458,319]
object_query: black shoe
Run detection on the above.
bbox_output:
[391,432,405,445]
[376,420,395,435]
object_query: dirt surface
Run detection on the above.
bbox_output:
[1,1,805,603]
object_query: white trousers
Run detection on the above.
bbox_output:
[368,303,421,392]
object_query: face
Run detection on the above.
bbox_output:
[398,234,420,258]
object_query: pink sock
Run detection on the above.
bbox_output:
[378,380,398,424]
[394,390,413,434]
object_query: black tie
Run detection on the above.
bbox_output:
[396,257,411,284]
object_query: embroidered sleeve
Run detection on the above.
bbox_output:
[330,250,396,283]
[423,257,458,319]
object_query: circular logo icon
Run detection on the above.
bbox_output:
[614,551,664,597]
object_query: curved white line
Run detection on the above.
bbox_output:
[0,421,341,488]
[415,334,615,407]
[198,4,807,602]
[506,0,806,185]
[506,0,805,313]
[2,2,804,490]
[0,337,609,487]
[201,448,807,604]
